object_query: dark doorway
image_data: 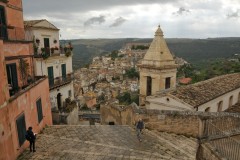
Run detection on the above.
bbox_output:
[47,66,54,87]
[109,122,115,125]
[146,76,152,96]
[6,63,18,96]
[57,93,62,110]
[165,77,171,89]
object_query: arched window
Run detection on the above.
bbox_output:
[205,107,210,112]
[229,96,233,107]
[146,76,152,96]
[218,101,223,112]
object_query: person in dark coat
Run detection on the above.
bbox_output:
[26,127,36,152]
[136,118,144,141]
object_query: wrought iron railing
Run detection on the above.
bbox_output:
[49,73,74,90]
[203,117,240,160]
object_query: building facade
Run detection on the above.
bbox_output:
[138,26,178,106]
[24,20,74,111]
[0,1,52,159]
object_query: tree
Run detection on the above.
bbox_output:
[117,92,131,105]
[124,68,139,79]
[110,50,119,60]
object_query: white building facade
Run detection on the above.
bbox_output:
[146,73,240,112]
[24,19,74,110]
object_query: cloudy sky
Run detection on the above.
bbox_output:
[22,0,240,39]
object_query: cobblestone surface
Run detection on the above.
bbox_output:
[18,125,197,160]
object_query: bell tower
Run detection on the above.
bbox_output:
[138,25,177,106]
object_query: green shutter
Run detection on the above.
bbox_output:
[61,64,66,80]
[47,66,54,87]
[16,114,26,146]
[36,98,43,123]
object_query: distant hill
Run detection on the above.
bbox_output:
[62,37,240,70]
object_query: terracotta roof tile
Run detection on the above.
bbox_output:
[170,73,240,107]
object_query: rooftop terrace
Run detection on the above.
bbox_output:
[18,125,197,160]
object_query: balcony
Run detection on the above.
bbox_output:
[0,25,26,41]
[34,46,73,59]
[49,73,74,90]
[9,76,47,102]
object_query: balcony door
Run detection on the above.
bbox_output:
[44,38,50,54]
[61,64,66,81]
[0,6,7,39]
[47,66,54,87]
[6,63,18,96]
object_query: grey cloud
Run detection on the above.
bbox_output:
[227,10,240,18]
[84,15,106,27]
[110,17,127,27]
[173,7,190,15]
[22,0,179,17]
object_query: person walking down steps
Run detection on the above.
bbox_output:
[25,127,36,152]
[136,118,144,142]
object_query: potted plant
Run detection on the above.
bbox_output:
[54,46,59,50]
[64,46,68,53]
[36,38,40,44]
[65,51,71,57]
[41,47,45,53]
[51,47,55,54]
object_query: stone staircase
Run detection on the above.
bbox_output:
[18,125,197,160]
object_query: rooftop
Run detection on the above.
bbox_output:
[24,19,59,30]
[169,73,240,107]
[18,125,197,160]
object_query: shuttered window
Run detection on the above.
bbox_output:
[36,98,43,123]
[16,114,26,146]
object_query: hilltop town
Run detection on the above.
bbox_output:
[73,42,187,111]
[1,0,240,160]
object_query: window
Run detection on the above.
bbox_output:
[36,98,43,123]
[229,96,233,108]
[16,113,26,146]
[165,77,171,89]
[205,107,210,112]
[0,6,7,39]
[217,101,223,112]
[146,76,152,96]
[68,90,72,97]
[47,66,54,87]
[6,63,19,96]
[61,64,66,81]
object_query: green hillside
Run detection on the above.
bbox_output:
[62,37,240,70]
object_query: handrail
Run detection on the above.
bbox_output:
[203,118,240,160]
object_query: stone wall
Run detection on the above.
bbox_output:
[100,105,133,125]
[141,110,201,137]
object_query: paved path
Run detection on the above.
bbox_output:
[18,125,197,160]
